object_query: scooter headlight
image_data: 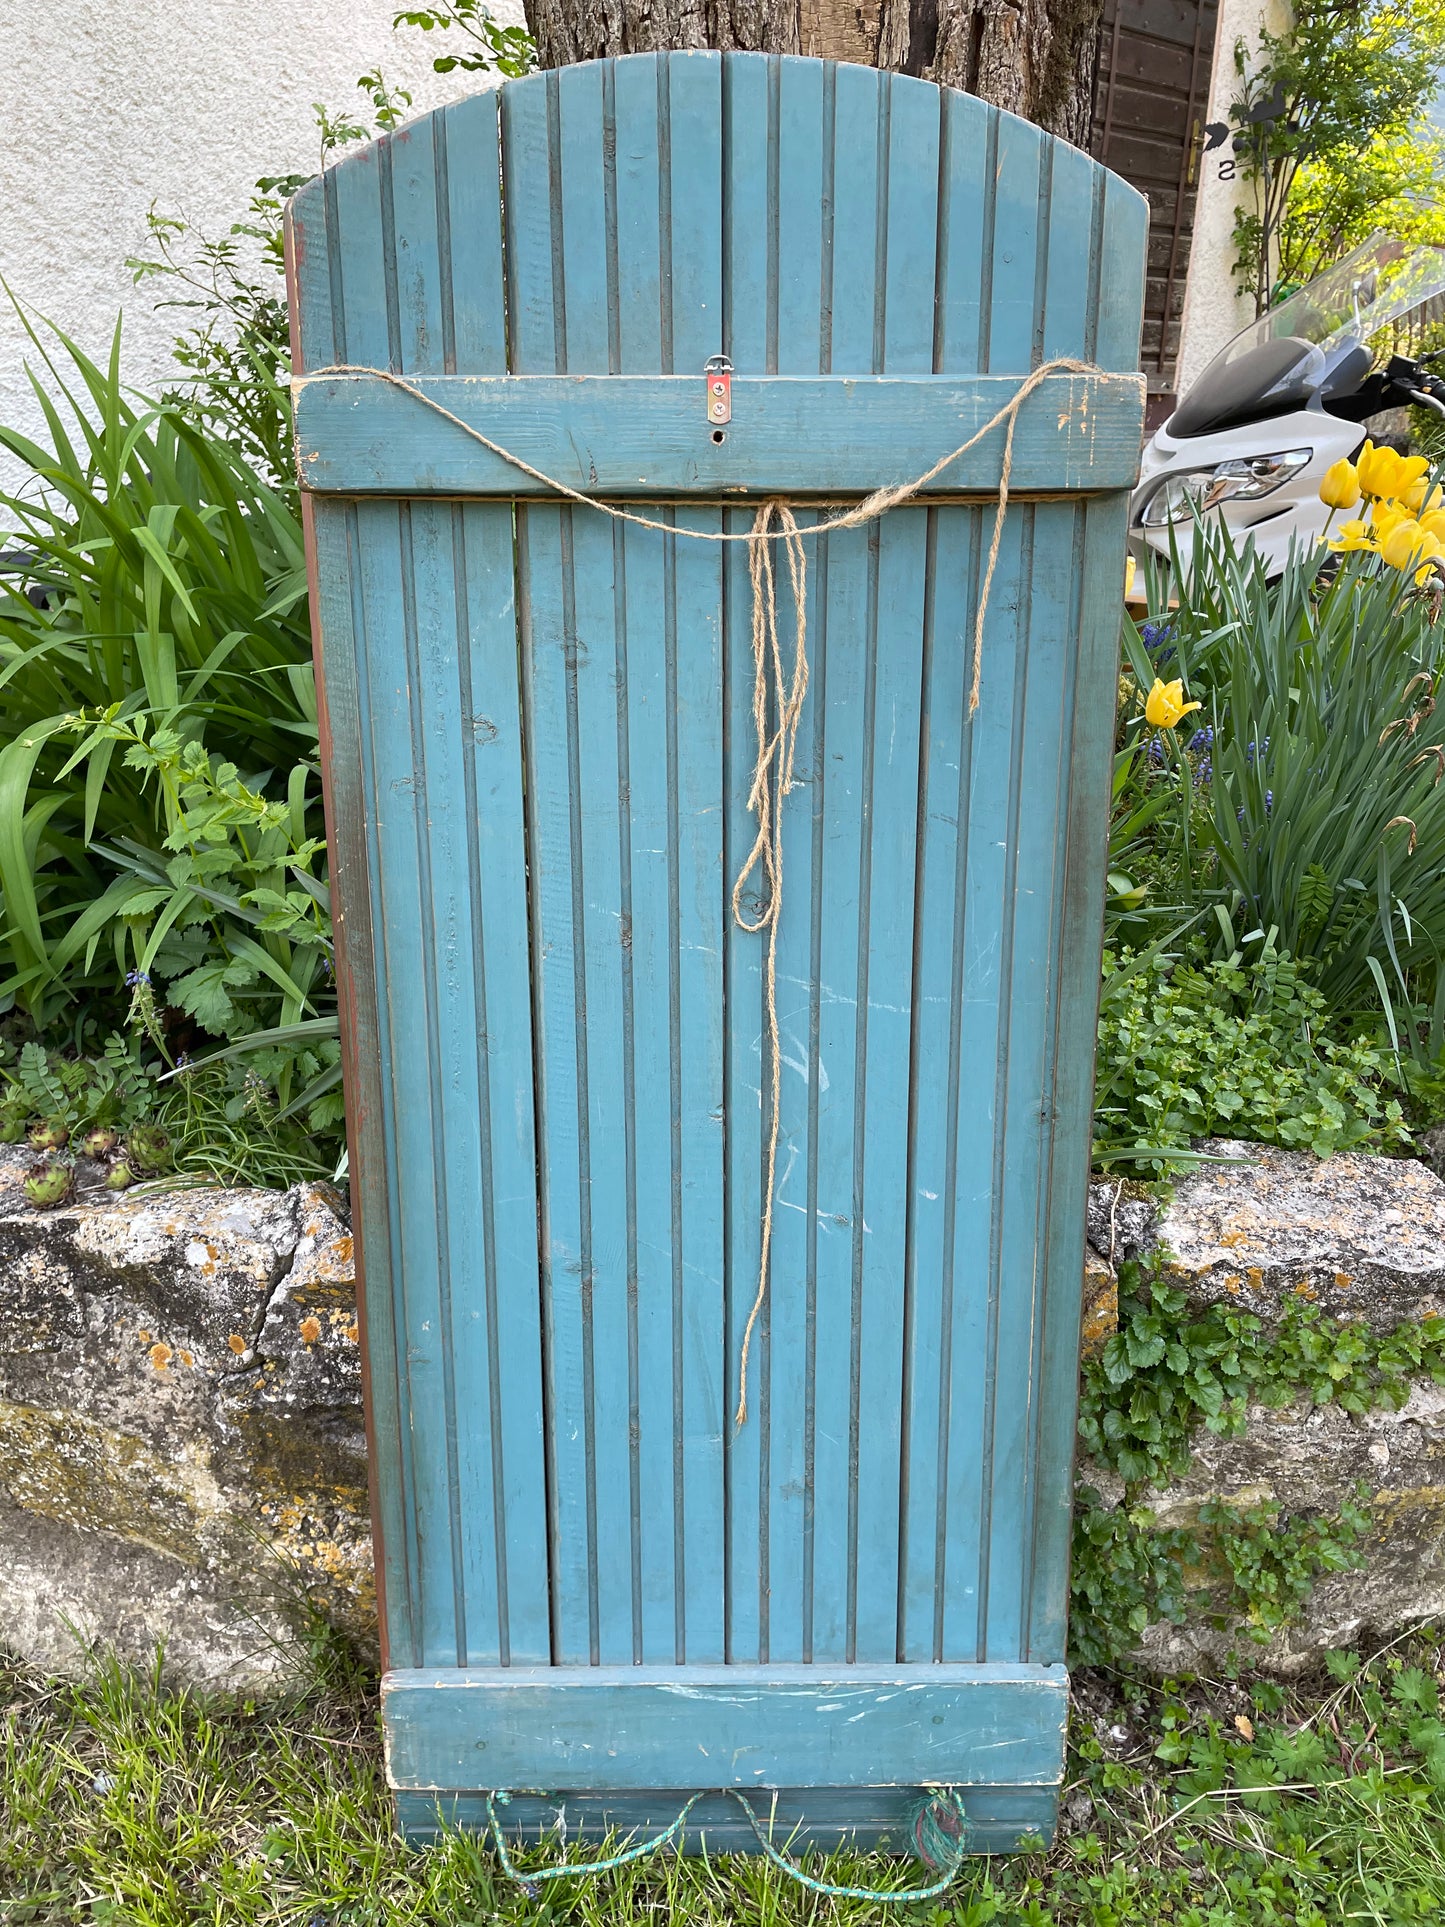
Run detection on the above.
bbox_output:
[1136,449,1313,528]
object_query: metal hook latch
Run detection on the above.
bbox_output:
[705,354,732,426]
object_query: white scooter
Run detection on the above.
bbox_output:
[1130,237,1445,577]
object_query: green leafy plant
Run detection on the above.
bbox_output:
[1094,937,1408,1171]
[80,719,334,1046]
[0,314,319,1039]
[126,174,303,489]
[393,2,536,78]
[1221,0,1445,305]
[1120,526,1445,1059]
[1069,1250,1445,1662]
[0,1023,339,1190]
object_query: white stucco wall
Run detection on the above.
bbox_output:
[1174,0,1292,395]
[0,0,522,480]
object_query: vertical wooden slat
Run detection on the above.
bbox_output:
[290,171,418,1675]
[984,505,1079,1659]
[611,52,682,1663]
[933,90,992,375]
[352,499,458,1665]
[325,145,454,1665]
[796,60,885,1667]
[613,55,663,370]
[1040,141,1099,357]
[805,519,870,1665]
[436,85,551,1666]
[454,500,552,1665]
[664,52,724,372]
[568,500,636,1662]
[385,112,478,1670]
[556,60,637,1665]
[850,506,926,1663]
[943,511,1029,1662]
[761,54,826,1665]
[440,93,508,376]
[896,502,976,1662]
[721,509,765,1665]
[658,52,728,1665]
[499,73,584,1664]
[305,495,418,1669]
[669,506,727,1663]
[619,518,683,1661]
[517,501,593,1665]
[987,118,1044,372]
[1027,497,1128,1661]
[720,52,771,1665]
[1095,172,1149,371]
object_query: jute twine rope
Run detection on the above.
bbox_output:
[300,355,1101,1426]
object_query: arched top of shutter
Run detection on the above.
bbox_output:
[288,53,1147,388]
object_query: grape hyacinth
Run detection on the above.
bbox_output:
[1140,619,1177,658]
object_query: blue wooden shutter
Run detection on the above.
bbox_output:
[288,51,1145,1852]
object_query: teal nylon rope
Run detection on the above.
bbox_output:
[726,1788,971,1902]
[484,1790,704,1895]
[482,1786,970,1902]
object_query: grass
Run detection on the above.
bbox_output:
[6,1635,1445,1925]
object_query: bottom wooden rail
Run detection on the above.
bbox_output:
[394,1781,1059,1854]
[383,1661,1067,1856]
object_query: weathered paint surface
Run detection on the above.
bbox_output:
[292,372,1145,495]
[383,1663,1068,1788]
[287,50,1147,1846]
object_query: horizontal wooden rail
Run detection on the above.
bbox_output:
[294,371,1145,498]
[381,1662,1069,1791]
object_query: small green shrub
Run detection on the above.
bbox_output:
[1081,1261,1445,1491]
[1069,1252,1445,1663]
[1094,938,1408,1170]
[0,1023,338,1190]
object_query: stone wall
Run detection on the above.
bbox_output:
[1084,1144,1445,1672]
[5,1140,1445,1686]
[0,1149,372,1688]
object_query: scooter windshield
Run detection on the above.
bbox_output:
[1169,236,1445,438]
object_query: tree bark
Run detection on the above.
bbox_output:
[522,0,1105,147]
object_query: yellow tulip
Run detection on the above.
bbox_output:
[1420,509,1445,543]
[1396,454,1430,493]
[1415,561,1441,587]
[1144,677,1202,729]
[1319,457,1360,509]
[1370,500,1414,540]
[1329,518,1378,553]
[1404,477,1444,514]
[1379,520,1439,571]
[1125,553,1136,598]
[1357,440,1401,498]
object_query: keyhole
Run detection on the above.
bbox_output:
[711,428,726,444]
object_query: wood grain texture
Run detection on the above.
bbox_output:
[383,1663,1068,1789]
[287,51,1145,1836]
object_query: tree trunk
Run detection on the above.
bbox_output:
[522,0,1105,147]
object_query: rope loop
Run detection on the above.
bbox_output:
[728,1787,971,1901]
[484,1789,704,1894]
